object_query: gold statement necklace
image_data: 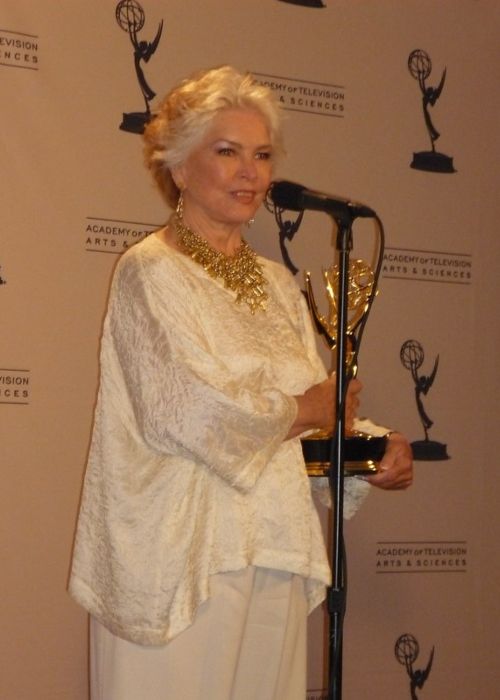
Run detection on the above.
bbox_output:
[174,214,268,314]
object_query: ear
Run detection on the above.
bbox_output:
[171,164,186,192]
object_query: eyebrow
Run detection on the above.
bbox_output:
[213,138,273,150]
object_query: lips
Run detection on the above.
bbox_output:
[231,190,257,204]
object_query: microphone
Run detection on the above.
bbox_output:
[269,180,376,221]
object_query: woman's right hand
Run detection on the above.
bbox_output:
[286,375,362,440]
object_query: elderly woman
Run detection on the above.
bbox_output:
[69,65,412,700]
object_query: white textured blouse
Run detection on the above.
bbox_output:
[69,233,370,646]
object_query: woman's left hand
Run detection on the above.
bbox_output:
[365,432,413,490]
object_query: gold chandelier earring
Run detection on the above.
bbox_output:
[176,190,184,219]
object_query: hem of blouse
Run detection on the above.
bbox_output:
[249,551,330,596]
[69,549,330,646]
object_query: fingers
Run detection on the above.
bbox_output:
[366,433,414,490]
[348,377,363,395]
[368,467,413,490]
[345,378,362,432]
[303,375,362,434]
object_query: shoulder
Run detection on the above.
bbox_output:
[110,234,207,322]
[113,233,182,289]
[105,235,182,315]
[115,233,161,274]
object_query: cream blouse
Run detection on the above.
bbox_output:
[69,233,371,646]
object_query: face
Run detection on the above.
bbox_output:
[174,108,274,231]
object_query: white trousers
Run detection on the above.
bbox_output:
[90,566,307,700]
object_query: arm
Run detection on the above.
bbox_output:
[104,253,298,493]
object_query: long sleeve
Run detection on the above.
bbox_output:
[102,248,298,493]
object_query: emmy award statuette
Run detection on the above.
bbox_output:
[302,260,387,476]
[408,49,456,173]
[265,184,387,477]
[115,0,163,134]
[400,339,449,460]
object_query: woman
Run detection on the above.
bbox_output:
[69,66,412,700]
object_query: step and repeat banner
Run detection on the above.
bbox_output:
[1,1,499,699]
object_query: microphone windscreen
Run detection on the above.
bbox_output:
[269,180,305,210]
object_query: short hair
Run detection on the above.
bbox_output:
[143,65,284,208]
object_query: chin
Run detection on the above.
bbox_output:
[225,208,259,226]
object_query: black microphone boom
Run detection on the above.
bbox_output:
[269,180,376,222]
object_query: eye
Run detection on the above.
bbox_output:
[255,151,272,161]
[217,147,235,156]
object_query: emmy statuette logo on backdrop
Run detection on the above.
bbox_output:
[277,0,326,7]
[0,265,6,286]
[400,339,449,461]
[115,0,163,134]
[264,189,304,276]
[408,49,456,173]
[395,634,435,700]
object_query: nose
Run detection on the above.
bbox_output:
[239,155,258,180]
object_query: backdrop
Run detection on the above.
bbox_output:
[1,1,499,699]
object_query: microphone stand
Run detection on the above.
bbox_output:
[327,212,354,700]
[266,179,384,699]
